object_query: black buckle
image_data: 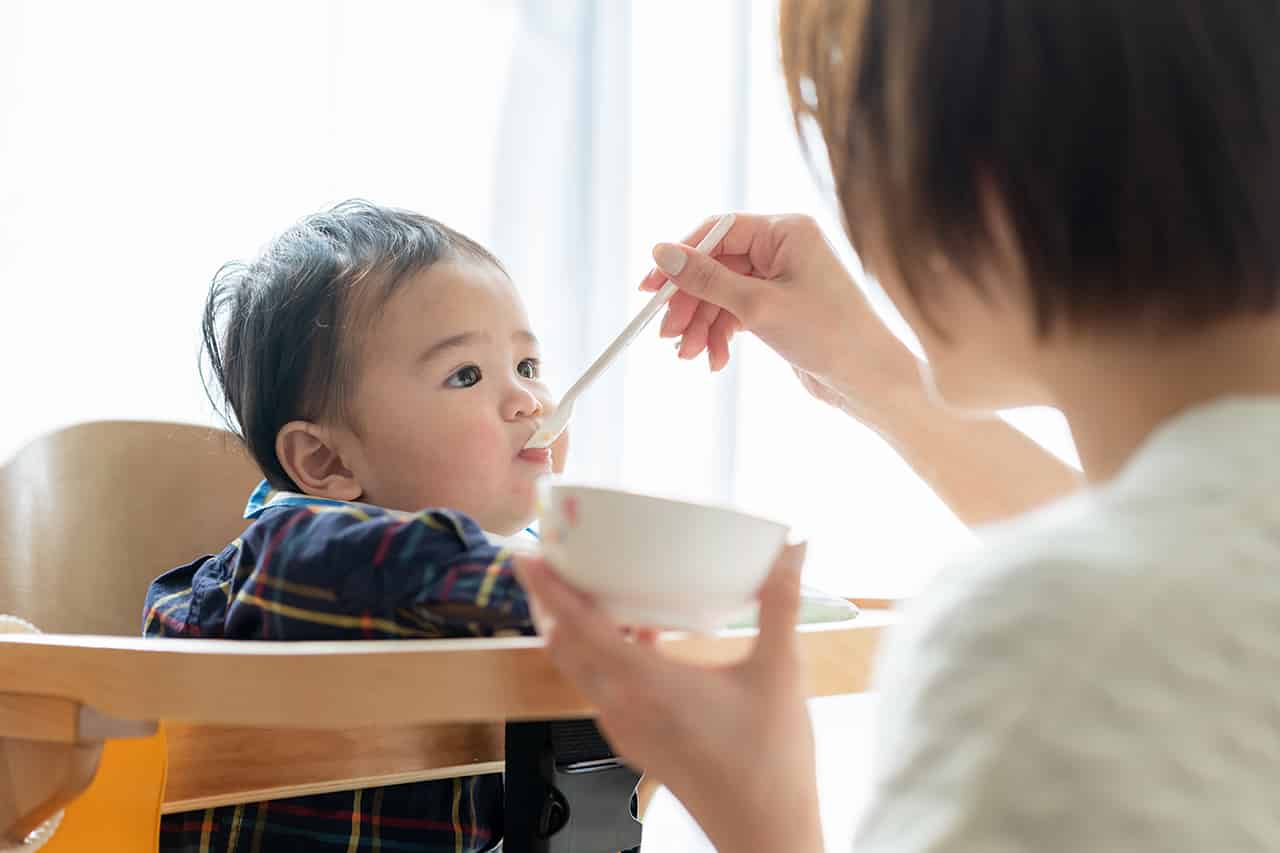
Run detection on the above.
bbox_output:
[504,719,643,853]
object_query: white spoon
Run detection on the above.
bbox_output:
[525,212,737,450]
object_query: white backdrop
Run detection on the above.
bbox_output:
[0,0,1078,595]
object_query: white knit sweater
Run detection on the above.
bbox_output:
[853,397,1280,851]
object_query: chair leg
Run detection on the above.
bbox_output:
[0,738,102,842]
[0,691,159,844]
[504,720,642,853]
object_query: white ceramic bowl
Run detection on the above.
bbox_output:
[536,480,790,631]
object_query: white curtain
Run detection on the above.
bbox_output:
[622,0,1076,599]
[490,0,634,485]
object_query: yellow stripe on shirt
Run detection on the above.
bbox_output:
[232,591,431,637]
[199,807,215,853]
[451,777,464,853]
[474,548,510,608]
[371,786,385,853]
[346,789,363,853]
[250,572,338,602]
[306,504,373,522]
[225,803,244,853]
[142,586,193,634]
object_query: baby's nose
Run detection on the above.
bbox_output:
[507,387,544,419]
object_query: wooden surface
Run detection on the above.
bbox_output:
[149,611,889,811]
[847,597,902,611]
[0,420,261,636]
[0,738,101,842]
[0,614,891,730]
[162,721,505,813]
[0,693,79,744]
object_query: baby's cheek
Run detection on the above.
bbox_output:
[436,421,509,482]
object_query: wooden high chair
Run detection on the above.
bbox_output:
[0,420,891,852]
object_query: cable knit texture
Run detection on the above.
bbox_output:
[853,397,1280,852]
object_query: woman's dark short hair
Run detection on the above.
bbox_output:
[781,0,1280,334]
[202,199,504,490]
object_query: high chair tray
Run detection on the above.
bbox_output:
[0,611,893,815]
[0,612,890,729]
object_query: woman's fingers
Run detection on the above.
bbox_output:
[513,548,822,851]
[514,554,578,635]
[660,290,701,338]
[658,256,752,341]
[664,259,752,360]
[657,252,751,339]
[692,306,742,371]
[705,309,737,371]
[678,299,723,359]
[514,555,648,699]
[639,216,724,292]
[745,542,807,678]
[515,556,596,629]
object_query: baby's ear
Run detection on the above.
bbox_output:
[276,421,362,501]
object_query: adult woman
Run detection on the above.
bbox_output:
[518,1,1280,850]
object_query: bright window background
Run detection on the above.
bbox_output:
[0,0,1075,595]
[0,0,521,453]
[622,0,1076,599]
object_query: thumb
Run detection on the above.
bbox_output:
[747,541,807,674]
[652,242,755,320]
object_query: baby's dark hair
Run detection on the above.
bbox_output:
[202,199,504,491]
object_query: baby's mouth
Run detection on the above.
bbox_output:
[517,447,552,465]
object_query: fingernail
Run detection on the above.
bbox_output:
[784,541,808,574]
[653,243,687,277]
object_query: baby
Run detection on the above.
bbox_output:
[143,199,565,853]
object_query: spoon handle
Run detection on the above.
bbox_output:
[561,213,737,405]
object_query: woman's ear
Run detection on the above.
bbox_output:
[276,421,362,501]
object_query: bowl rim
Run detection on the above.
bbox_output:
[537,477,791,533]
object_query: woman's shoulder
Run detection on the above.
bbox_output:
[857,402,1280,851]
[904,489,1147,635]
[958,395,1280,594]
[886,444,1279,695]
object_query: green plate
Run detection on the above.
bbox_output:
[725,585,860,629]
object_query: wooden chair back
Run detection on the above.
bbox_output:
[0,420,260,635]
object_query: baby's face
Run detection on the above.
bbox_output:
[339,260,559,533]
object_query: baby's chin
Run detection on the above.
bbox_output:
[480,506,538,537]
[374,491,536,536]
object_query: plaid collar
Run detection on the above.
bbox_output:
[243,480,539,541]
[244,480,362,519]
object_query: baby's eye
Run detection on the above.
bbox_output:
[446,365,482,388]
[517,358,541,380]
